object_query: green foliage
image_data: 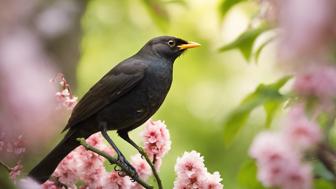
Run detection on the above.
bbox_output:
[254,36,276,63]
[313,160,335,182]
[238,160,266,189]
[0,171,15,189]
[219,0,247,18]
[219,24,271,62]
[223,76,291,145]
[314,179,335,189]
[263,100,280,128]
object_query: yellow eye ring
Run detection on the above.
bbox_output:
[167,40,176,47]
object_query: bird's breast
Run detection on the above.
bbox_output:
[143,68,172,108]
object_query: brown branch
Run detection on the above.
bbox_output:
[77,138,153,189]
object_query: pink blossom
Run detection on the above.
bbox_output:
[5,135,26,155]
[53,153,79,186]
[85,133,108,153]
[9,161,23,181]
[52,74,78,110]
[249,131,306,187]
[249,130,314,188]
[281,163,312,189]
[129,154,152,189]
[10,135,26,155]
[201,172,224,189]
[79,153,105,187]
[0,30,59,148]
[62,96,78,110]
[174,151,223,189]
[293,65,336,104]
[102,171,132,189]
[130,154,151,180]
[175,151,207,179]
[50,133,114,187]
[142,120,171,164]
[41,180,59,189]
[278,0,336,60]
[283,105,322,150]
[257,162,286,187]
[18,177,43,189]
[55,89,70,102]
[249,132,299,165]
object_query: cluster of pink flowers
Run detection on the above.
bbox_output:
[39,133,133,188]
[23,120,170,189]
[249,105,321,189]
[259,0,336,61]
[9,161,24,182]
[0,133,25,181]
[254,1,336,188]
[0,33,59,148]
[51,73,78,110]
[0,134,26,156]
[174,151,223,189]
[258,0,336,107]
[278,0,336,61]
[293,64,336,110]
[142,120,171,169]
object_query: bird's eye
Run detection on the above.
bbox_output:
[167,40,176,47]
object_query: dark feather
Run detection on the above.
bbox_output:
[63,60,147,131]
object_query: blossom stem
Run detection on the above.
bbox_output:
[137,148,163,189]
[77,138,153,189]
[0,160,10,172]
[120,135,163,189]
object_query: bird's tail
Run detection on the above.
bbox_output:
[28,128,89,184]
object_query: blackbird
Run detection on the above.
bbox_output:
[28,36,200,183]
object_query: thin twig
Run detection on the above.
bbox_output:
[137,148,163,189]
[77,138,153,189]
[0,160,11,172]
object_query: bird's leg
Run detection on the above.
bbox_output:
[99,123,138,177]
[118,130,163,189]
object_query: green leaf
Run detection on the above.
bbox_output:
[238,160,266,189]
[263,101,280,128]
[314,179,334,189]
[313,160,335,181]
[223,76,291,145]
[254,36,276,63]
[219,0,247,18]
[219,24,270,62]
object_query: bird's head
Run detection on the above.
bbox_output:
[139,36,200,61]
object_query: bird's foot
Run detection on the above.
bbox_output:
[115,156,138,179]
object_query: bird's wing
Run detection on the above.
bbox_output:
[63,61,147,131]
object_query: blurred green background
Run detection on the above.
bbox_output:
[76,0,281,188]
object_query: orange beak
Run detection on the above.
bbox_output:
[178,41,201,50]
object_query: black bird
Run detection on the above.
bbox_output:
[28,36,200,183]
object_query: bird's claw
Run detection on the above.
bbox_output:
[116,156,139,178]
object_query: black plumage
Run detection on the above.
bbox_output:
[28,36,200,183]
